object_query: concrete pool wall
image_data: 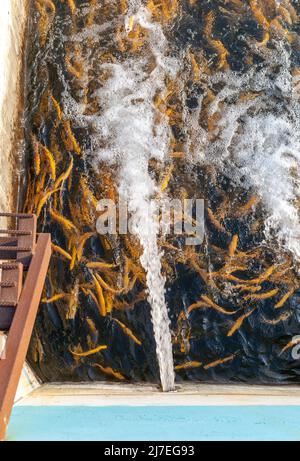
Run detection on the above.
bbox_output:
[0,0,39,400]
[0,0,28,215]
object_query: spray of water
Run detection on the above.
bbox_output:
[185,44,300,263]
[87,4,176,391]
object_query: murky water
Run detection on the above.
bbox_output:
[24,0,300,386]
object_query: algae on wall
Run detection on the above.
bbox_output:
[0,0,28,218]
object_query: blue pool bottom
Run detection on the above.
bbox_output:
[7,406,300,441]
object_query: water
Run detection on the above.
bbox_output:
[88,3,176,391]
[23,0,300,386]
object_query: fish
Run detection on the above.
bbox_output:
[120,0,128,14]
[175,361,202,370]
[54,156,74,189]
[95,273,123,295]
[227,308,256,337]
[36,187,60,217]
[70,344,107,357]
[235,196,259,217]
[50,208,77,232]
[92,274,107,317]
[249,0,270,30]
[262,311,292,325]
[51,94,63,121]
[228,235,239,257]
[244,288,279,301]
[207,207,228,234]
[280,337,300,355]
[80,177,98,208]
[93,364,125,381]
[169,151,185,159]
[225,265,277,285]
[69,246,77,271]
[114,318,142,346]
[86,261,117,270]
[204,11,229,70]
[204,354,235,370]
[77,232,95,261]
[62,121,81,155]
[275,289,295,309]
[32,135,41,175]
[187,300,210,315]
[128,15,135,32]
[200,295,239,315]
[41,144,56,181]
[40,0,56,13]
[42,293,68,303]
[189,52,200,81]
[67,0,76,15]
[52,243,72,261]
[234,285,262,293]
[160,164,174,192]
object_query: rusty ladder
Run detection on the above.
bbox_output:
[0,213,51,441]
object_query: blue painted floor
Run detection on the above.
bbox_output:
[6,406,300,441]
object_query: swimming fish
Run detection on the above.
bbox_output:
[275,289,295,309]
[70,344,107,357]
[50,208,77,232]
[204,11,229,70]
[227,308,256,337]
[62,120,81,155]
[114,318,142,346]
[262,311,292,325]
[280,336,300,355]
[54,156,74,189]
[52,243,72,261]
[41,144,56,181]
[93,364,125,381]
[77,232,95,261]
[36,187,59,217]
[32,135,41,176]
[244,288,279,301]
[175,361,202,370]
[160,164,174,193]
[200,295,239,316]
[42,293,68,303]
[204,354,235,370]
[51,94,63,121]
[87,261,117,270]
[95,273,123,295]
[67,0,76,15]
[228,235,239,257]
[92,274,107,317]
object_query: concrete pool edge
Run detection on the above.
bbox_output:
[14,382,300,407]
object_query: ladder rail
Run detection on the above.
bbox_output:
[0,233,51,441]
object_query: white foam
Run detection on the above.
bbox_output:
[89,3,176,391]
[187,45,300,262]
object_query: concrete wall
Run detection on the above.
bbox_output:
[0,0,40,401]
[0,0,28,216]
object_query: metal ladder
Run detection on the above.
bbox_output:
[0,213,51,441]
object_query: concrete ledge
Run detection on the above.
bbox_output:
[16,382,300,407]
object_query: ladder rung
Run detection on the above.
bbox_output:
[0,301,17,307]
[0,281,16,288]
[0,246,32,252]
[0,263,20,270]
[0,230,32,236]
[0,213,34,219]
